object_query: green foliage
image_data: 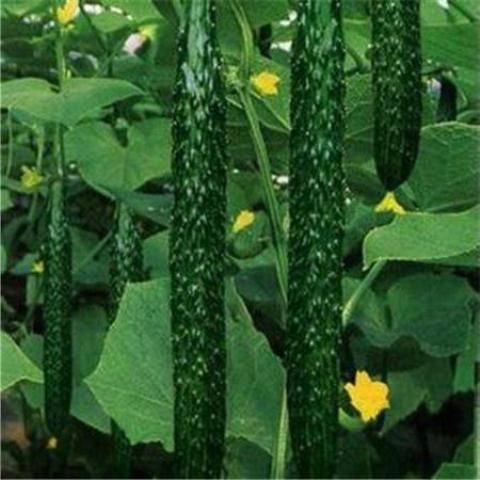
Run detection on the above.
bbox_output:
[1,0,478,478]
[65,119,171,192]
[363,206,479,267]
[0,331,43,390]
[85,279,284,455]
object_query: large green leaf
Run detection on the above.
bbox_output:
[433,463,476,479]
[348,273,475,358]
[408,123,479,212]
[65,118,171,191]
[423,22,478,103]
[363,206,480,267]
[1,0,47,16]
[382,357,452,434]
[86,279,285,454]
[385,274,474,357]
[2,78,143,126]
[1,331,43,391]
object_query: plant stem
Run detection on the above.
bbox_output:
[342,259,387,326]
[229,3,289,476]
[345,43,369,74]
[72,232,112,275]
[238,88,288,307]
[270,389,289,479]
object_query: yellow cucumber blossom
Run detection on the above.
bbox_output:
[345,371,390,422]
[250,71,280,96]
[233,210,255,233]
[56,0,79,25]
[46,436,58,450]
[21,166,43,189]
[375,191,406,215]
[31,260,45,274]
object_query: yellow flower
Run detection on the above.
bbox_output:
[233,210,255,233]
[250,71,280,96]
[31,260,44,274]
[375,191,406,215]
[21,166,43,189]
[56,0,79,25]
[46,436,58,450]
[344,371,390,422]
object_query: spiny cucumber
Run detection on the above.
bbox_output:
[170,0,228,477]
[287,0,346,477]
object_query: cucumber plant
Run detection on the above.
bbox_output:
[287,0,346,477]
[371,0,422,194]
[108,203,143,478]
[43,180,72,439]
[169,0,228,477]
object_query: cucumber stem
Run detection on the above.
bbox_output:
[342,259,387,326]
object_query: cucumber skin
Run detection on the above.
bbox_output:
[109,204,144,479]
[43,181,72,438]
[287,0,346,478]
[372,0,422,191]
[170,0,227,478]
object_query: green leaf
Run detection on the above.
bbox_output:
[408,123,480,212]
[102,0,161,22]
[382,357,452,433]
[1,0,47,16]
[423,23,478,103]
[0,331,43,391]
[86,280,174,448]
[454,333,476,393]
[433,463,476,479]
[386,274,474,357]
[65,118,171,191]
[105,188,172,225]
[363,206,480,267]
[143,231,169,279]
[2,78,143,126]
[453,434,474,464]
[91,11,131,33]
[225,438,271,479]
[1,189,14,212]
[86,279,285,454]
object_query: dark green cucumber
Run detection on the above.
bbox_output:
[43,180,72,438]
[371,0,422,191]
[170,0,227,477]
[108,203,143,479]
[287,0,345,478]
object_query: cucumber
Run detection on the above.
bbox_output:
[170,0,227,477]
[109,203,143,478]
[287,0,346,477]
[43,180,72,438]
[371,0,422,191]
